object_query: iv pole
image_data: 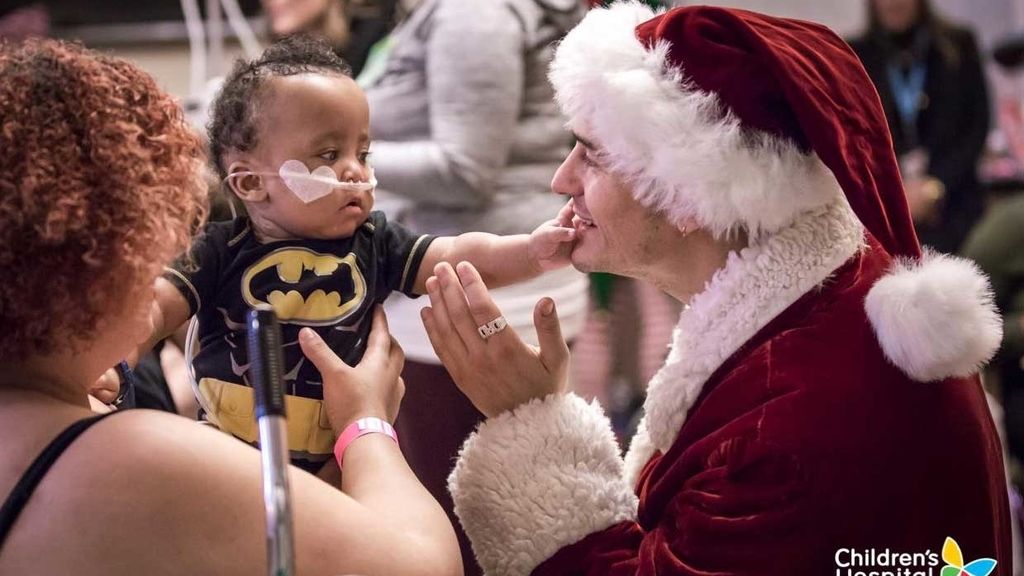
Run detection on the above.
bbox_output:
[179,3,285,574]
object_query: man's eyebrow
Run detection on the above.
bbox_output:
[573,133,597,150]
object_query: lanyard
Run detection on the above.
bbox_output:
[886,61,927,138]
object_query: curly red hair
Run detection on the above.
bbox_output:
[0,39,208,360]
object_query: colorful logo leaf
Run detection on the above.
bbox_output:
[942,537,997,576]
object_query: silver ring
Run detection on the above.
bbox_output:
[477,316,508,340]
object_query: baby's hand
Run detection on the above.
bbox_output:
[90,367,122,405]
[528,201,577,272]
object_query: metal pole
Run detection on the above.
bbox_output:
[247,305,295,576]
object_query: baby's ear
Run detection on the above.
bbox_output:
[225,161,268,202]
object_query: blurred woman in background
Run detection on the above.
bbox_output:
[262,0,401,75]
[360,1,590,573]
[850,0,990,253]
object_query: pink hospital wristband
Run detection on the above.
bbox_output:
[334,417,399,467]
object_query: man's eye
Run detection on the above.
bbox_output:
[582,153,599,168]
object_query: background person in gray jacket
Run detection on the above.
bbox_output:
[359,1,589,574]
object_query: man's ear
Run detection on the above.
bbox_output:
[675,214,701,236]
[225,161,268,202]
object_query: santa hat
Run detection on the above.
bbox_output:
[551,2,1001,382]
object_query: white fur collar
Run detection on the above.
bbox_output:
[623,200,864,487]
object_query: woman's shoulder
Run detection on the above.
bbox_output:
[63,408,260,480]
[0,409,270,575]
[47,409,263,503]
[942,22,979,42]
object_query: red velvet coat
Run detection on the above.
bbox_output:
[539,238,1010,575]
[449,204,1011,576]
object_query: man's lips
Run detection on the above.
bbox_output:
[572,202,596,228]
[572,215,595,228]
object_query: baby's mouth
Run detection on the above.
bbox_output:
[340,194,367,210]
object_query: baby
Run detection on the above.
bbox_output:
[103,36,575,471]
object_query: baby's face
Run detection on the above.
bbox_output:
[245,73,374,240]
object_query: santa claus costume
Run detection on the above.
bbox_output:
[446,3,1013,575]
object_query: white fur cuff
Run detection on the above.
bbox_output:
[448,393,638,576]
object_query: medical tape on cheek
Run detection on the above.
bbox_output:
[224,159,377,204]
[278,160,377,203]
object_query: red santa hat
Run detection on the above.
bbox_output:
[551,2,1002,382]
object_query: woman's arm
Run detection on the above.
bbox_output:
[37,309,462,576]
[930,29,990,196]
[88,277,192,402]
[370,0,525,209]
[42,410,461,576]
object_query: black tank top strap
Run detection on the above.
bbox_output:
[0,411,121,550]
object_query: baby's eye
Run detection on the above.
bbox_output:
[318,150,339,162]
[359,151,372,165]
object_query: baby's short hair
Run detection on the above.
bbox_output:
[208,35,353,179]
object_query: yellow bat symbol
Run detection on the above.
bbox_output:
[241,247,366,326]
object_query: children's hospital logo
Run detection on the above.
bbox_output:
[834,537,996,576]
[939,538,997,576]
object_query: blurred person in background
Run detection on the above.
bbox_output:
[0,1,48,41]
[570,274,681,442]
[963,151,1024,480]
[262,0,401,76]
[962,148,1024,574]
[965,30,1024,487]
[850,0,990,253]
[358,0,589,574]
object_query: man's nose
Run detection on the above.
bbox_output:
[551,154,581,198]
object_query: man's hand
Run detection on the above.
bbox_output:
[421,262,570,418]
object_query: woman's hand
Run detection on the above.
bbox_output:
[299,307,405,435]
[421,262,570,418]
[904,175,944,225]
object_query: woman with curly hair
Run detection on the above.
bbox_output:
[0,39,460,576]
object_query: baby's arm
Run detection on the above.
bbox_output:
[89,277,192,402]
[140,277,193,361]
[411,203,576,294]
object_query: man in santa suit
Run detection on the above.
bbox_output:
[416,2,1013,574]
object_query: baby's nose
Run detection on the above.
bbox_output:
[338,161,369,183]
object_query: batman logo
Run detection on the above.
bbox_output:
[241,247,366,326]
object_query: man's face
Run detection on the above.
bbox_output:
[552,132,675,277]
